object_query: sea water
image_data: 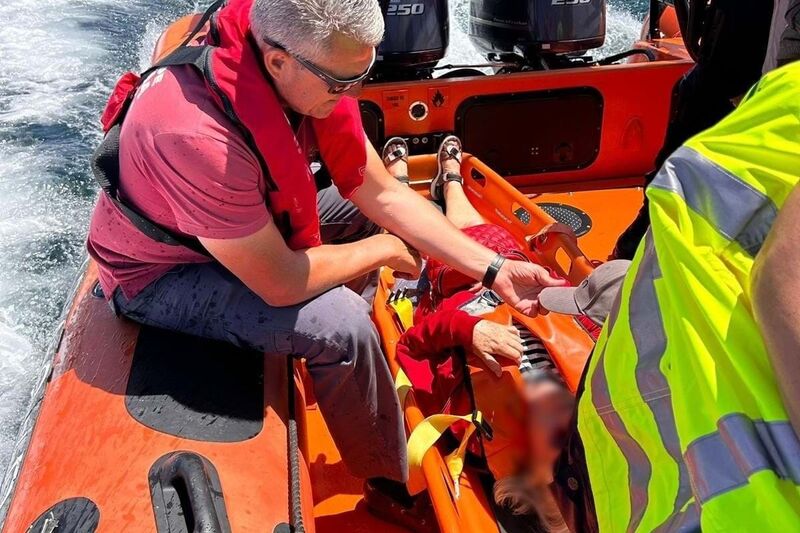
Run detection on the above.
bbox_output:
[0,0,648,478]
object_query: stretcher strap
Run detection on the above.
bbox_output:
[406,411,486,499]
[389,292,414,407]
[530,222,578,248]
[388,296,414,331]
[394,368,413,408]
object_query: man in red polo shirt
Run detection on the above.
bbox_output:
[87,0,564,498]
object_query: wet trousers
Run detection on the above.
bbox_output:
[113,185,408,482]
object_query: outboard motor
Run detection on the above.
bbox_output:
[469,0,606,67]
[373,0,449,81]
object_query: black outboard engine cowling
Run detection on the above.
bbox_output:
[374,0,449,80]
[469,0,605,61]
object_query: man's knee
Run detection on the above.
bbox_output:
[331,309,379,363]
[297,287,379,365]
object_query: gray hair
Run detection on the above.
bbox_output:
[250,0,384,61]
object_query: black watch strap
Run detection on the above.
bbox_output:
[482,254,506,289]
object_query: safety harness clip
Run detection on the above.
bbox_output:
[472,410,494,441]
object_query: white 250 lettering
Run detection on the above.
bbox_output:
[387,3,425,15]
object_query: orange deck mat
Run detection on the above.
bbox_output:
[306,403,410,532]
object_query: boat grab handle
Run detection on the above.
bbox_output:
[149,451,232,533]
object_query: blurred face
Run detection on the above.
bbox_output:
[261,33,375,119]
[523,379,574,485]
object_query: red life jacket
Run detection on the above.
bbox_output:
[96,0,357,250]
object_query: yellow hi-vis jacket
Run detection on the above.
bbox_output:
[578,62,800,532]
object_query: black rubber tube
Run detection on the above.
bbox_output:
[597,48,657,66]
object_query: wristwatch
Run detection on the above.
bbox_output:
[482,254,506,289]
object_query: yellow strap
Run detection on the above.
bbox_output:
[394,368,413,408]
[391,293,478,496]
[389,297,414,407]
[388,296,414,331]
[406,411,484,498]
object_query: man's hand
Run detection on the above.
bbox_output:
[353,139,566,314]
[377,234,423,279]
[471,320,524,377]
[492,260,569,316]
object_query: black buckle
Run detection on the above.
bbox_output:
[472,410,494,441]
[480,289,502,306]
[386,287,408,305]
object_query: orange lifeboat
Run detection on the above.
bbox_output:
[0,5,691,532]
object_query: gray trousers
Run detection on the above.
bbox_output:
[113,186,407,482]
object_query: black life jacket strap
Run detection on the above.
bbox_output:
[178,0,227,49]
[91,46,212,256]
[90,3,226,258]
[91,0,287,257]
[152,45,209,71]
[91,46,210,257]
[92,123,210,255]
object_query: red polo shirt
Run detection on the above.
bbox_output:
[87,65,367,299]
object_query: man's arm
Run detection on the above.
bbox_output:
[144,129,420,308]
[777,0,800,67]
[199,223,420,307]
[752,182,800,431]
[352,142,566,315]
[352,142,495,280]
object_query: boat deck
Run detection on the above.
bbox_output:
[532,186,644,260]
[306,404,408,532]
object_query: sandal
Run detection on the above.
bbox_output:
[382,137,410,185]
[431,135,464,202]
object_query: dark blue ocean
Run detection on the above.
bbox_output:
[0,0,648,477]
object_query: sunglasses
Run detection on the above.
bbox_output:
[262,36,376,94]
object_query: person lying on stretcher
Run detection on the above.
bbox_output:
[381,135,596,531]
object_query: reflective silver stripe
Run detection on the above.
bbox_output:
[649,146,778,256]
[590,283,653,532]
[591,235,696,531]
[652,502,701,533]
[684,413,800,503]
[629,232,693,525]
[590,148,786,529]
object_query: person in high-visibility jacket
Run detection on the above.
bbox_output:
[613,0,776,259]
[576,61,800,532]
